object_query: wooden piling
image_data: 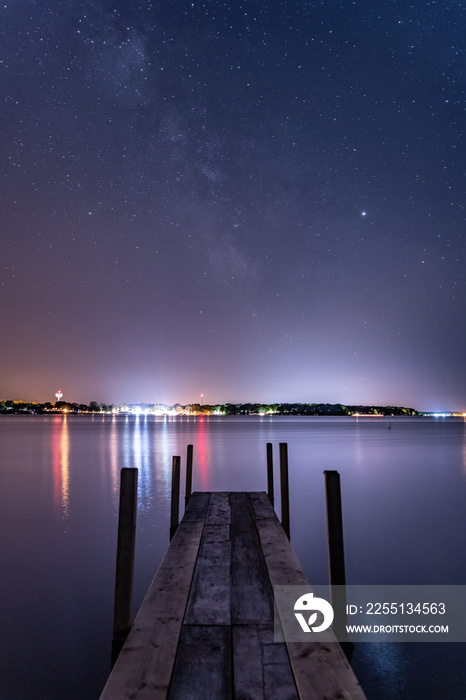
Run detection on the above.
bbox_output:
[324,470,352,657]
[170,456,181,540]
[279,442,290,539]
[324,470,346,586]
[266,442,274,507]
[185,444,193,506]
[112,467,138,664]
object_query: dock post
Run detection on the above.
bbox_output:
[266,442,274,507]
[170,456,181,540]
[324,470,352,659]
[185,444,193,506]
[279,443,290,539]
[112,467,138,665]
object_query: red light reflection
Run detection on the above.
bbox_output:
[195,416,209,490]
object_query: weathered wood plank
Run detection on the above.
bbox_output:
[233,625,298,700]
[184,493,231,625]
[282,641,364,700]
[260,625,300,700]
[206,491,230,525]
[99,520,204,700]
[256,520,309,586]
[168,625,232,700]
[232,626,265,700]
[256,518,367,700]
[183,523,231,625]
[181,491,211,522]
[230,492,274,625]
[249,491,279,521]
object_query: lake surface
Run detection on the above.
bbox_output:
[0,414,465,699]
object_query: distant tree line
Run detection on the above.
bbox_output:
[204,403,418,416]
[0,399,418,416]
[0,400,114,414]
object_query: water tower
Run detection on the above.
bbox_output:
[55,390,63,402]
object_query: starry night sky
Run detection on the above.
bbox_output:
[1,1,465,410]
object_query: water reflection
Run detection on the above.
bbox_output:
[144,416,170,506]
[195,416,209,490]
[159,416,171,474]
[134,416,152,512]
[51,415,70,528]
[109,415,119,502]
[122,416,131,469]
[462,423,466,478]
[120,416,153,510]
[353,423,365,472]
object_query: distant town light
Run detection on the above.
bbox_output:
[352,413,383,417]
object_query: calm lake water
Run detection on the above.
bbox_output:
[1,414,465,699]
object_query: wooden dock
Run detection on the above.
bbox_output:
[99,491,367,699]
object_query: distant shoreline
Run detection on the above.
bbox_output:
[0,400,422,416]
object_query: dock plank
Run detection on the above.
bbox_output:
[183,523,231,625]
[249,491,278,521]
[256,519,309,587]
[181,491,211,522]
[232,626,265,700]
[183,490,231,625]
[206,491,231,525]
[168,625,232,700]
[99,519,204,699]
[256,518,366,699]
[233,625,298,700]
[230,492,274,625]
